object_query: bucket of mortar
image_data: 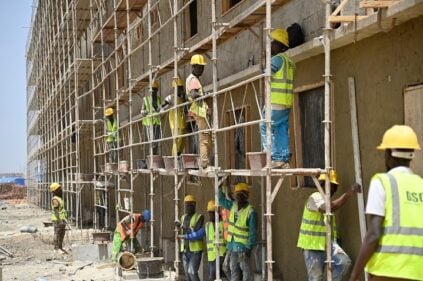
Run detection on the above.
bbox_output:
[117,251,137,270]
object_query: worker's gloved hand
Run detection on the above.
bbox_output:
[174,221,181,228]
[141,110,147,117]
[190,91,201,100]
[350,183,362,194]
[177,234,185,240]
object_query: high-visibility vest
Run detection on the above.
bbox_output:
[106,119,117,143]
[51,196,67,222]
[180,213,204,252]
[169,96,186,130]
[117,214,144,242]
[221,208,230,241]
[270,53,295,107]
[297,192,337,251]
[186,74,208,118]
[227,203,252,245]
[205,221,226,261]
[142,95,162,126]
[366,172,423,280]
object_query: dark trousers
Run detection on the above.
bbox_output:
[53,222,66,250]
[208,256,225,281]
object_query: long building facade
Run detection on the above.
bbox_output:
[26,0,423,280]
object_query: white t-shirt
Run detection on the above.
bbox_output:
[306,192,325,212]
[365,166,413,216]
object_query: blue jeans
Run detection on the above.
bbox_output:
[182,251,202,281]
[260,108,291,162]
[303,247,351,281]
[229,251,252,281]
[208,257,224,281]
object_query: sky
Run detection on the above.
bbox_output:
[0,1,33,174]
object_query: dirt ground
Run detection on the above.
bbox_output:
[0,199,116,281]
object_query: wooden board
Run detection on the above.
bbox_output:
[360,0,398,8]
[404,84,423,175]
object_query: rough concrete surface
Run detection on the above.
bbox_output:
[0,199,115,281]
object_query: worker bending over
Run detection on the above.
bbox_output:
[50,182,68,254]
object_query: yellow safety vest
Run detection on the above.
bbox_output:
[297,193,337,251]
[51,196,67,222]
[227,203,252,245]
[106,119,117,143]
[366,172,423,280]
[205,221,226,262]
[180,213,204,252]
[270,53,295,107]
[186,74,208,118]
[169,96,186,130]
[142,95,162,126]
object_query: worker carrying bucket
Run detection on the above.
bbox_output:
[111,210,151,262]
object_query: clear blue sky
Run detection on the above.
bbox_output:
[0,1,32,173]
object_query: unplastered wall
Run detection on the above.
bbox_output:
[271,15,423,280]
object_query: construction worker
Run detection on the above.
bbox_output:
[186,54,212,173]
[141,80,162,155]
[161,77,187,156]
[176,195,204,281]
[205,200,226,281]
[260,28,296,168]
[349,125,423,281]
[111,210,151,262]
[219,182,258,281]
[297,170,361,281]
[105,107,118,163]
[50,182,67,254]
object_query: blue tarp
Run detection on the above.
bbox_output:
[0,177,26,186]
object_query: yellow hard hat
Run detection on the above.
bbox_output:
[184,194,196,203]
[152,80,159,89]
[377,125,421,150]
[318,170,339,185]
[105,107,114,116]
[50,182,61,192]
[172,77,184,88]
[270,28,289,47]
[234,182,249,194]
[190,54,207,65]
[207,200,215,212]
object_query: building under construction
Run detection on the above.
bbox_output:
[26,0,423,280]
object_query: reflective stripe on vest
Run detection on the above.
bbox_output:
[106,119,117,143]
[297,193,337,251]
[227,203,252,245]
[186,74,208,118]
[366,173,423,280]
[205,221,226,261]
[142,95,162,126]
[180,213,203,252]
[270,53,295,107]
[51,196,67,222]
[117,214,144,242]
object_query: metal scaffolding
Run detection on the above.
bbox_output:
[27,0,391,279]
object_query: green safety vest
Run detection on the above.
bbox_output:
[297,192,337,251]
[51,196,67,222]
[186,74,208,118]
[227,203,252,245]
[106,119,117,143]
[205,221,226,261]
[366,172,423,280]
[180,213,203,252]
[270,53,295,107]
[142,95,162,126]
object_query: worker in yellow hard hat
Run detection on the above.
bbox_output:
[297,169,361,281]
[175,194,204,281]
[105,107,118,163]
[219,182,257,280]
[50,182,68,254]
[205,200,226,281]
[260,28,296,169]
[141,80,162,155]
[161,77,187,156]
[350,125,423,281]
[186,54,213,173]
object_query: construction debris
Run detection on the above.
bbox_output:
[0,184,26,200]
